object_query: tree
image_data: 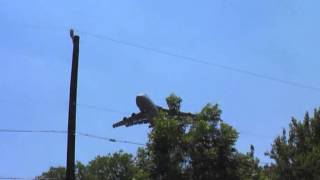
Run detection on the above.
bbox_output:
[36,162,87,180]
[142,94,261,180]
[38,94,262,180]
[134,147,151,180]
[265,108,320,180]
[86,151,137,180]
[184,104,240,180]
[236,145,265,180]
[36,167,66,180]
[147,111,186,180]
[37,152,137,180]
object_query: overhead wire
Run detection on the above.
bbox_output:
[0,129,145,146]
[77,30,320,93]
[0,24,297,169]
[0,98,278,141]
[0,177,47,180]
[18,23,320,93]
[0,96,282,141]
[3,23,315,142]
[0,99,127,114]
[77,132,145,146]
[77,103,128,114]
[0,99,278,141]
[0,177,30,180]
[1,23,314,143]
[0,129,66,134]
[0,122,276,143]
[0,177,59,180]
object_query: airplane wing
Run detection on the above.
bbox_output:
[178,111,197,118]
[157,106,196,118]
[112,112,149,128]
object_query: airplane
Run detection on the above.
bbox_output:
[112,94,196,128]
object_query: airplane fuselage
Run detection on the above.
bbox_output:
[136,95,159,118]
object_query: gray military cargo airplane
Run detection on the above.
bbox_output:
[112,94,195,128]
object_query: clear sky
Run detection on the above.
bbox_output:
[1,0,320,178]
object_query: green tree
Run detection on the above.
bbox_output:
[185,104,240,180]
[134,147,151,180]
[265,108,320,180]
[38,94,263,180]
[236,145,265,180]
[37,152,137,180]
[147,112,185,179]
[36,162,87,180]
[143,94,262,180]
[37,166,66,180]
[87,151,137,180]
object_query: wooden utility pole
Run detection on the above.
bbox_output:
[66,29,79,180]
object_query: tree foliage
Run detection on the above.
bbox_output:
[37,166,66,180]
[142,94,261,180]
[38,94,265,180]
[86,151,137,180]
[37,152,137,180]
[265,108,320,180]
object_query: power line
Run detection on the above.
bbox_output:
[77,31,320,93]
[0,177,58,180]
[0,178,30,180]
[0,97,279,141]
[19,23,320,93]
[0,98,278,141]
[0,126,276,144]
[0,177,40,180]
[77,103,128,114]
[0,129,145,146]
[0,129,67,134]
[0,99,127,114]
[77,132,145,146]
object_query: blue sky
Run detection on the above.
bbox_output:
[1,0,320,177]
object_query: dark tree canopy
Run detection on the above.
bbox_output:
[144,95,262,180]
[265,108,320,180]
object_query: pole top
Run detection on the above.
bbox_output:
[70,29,75,39]
[70,29,79,42]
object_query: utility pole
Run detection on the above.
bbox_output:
[66,29,79,180]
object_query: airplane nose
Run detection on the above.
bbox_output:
[136,93,147,102]
[137,93,146,97]
[136,95,147,112]
[136,95,143,104]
